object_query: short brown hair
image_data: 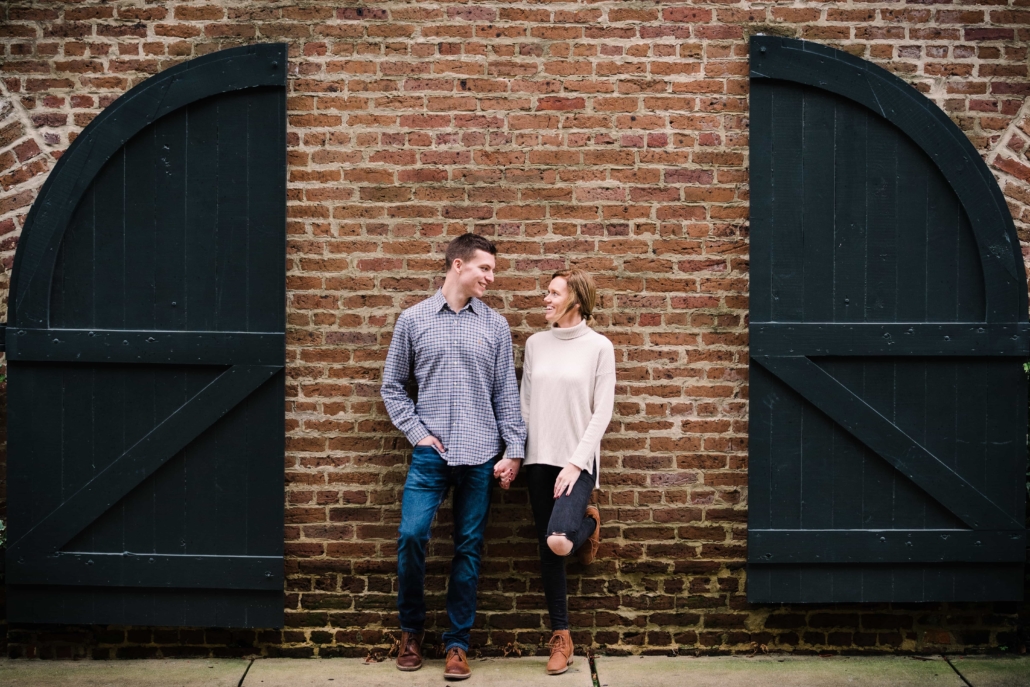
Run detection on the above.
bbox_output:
[551,268,597,322]
[444,234,497,271]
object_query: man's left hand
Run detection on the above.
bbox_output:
[494,457,522,490]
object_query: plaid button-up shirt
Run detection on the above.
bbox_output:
[381,290,526,466]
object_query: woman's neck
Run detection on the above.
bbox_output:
[554,313,583,329]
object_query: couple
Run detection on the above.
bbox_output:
[380,234,616,679]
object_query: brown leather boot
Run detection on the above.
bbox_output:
[579,505,601,566]
[546,629,574,675]
[395,631,424,671]
[444,646,471,680]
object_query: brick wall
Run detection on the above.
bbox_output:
[1,0,1029,659]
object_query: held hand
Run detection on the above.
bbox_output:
[493,457,522,490]
[553,464,582,499]
[416,435,445,453]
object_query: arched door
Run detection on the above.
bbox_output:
[748,37,1027,602]
[4,44,287,627]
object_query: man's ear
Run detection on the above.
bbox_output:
[451,258,463,273]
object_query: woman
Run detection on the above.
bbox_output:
[498,268,616,675]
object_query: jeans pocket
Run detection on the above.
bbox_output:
[412,444,444,459]
[411,446,434,469]
[407,446,446,491]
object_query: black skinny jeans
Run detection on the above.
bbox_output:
[525,464,597,631]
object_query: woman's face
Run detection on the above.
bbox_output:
[544,277,571,323]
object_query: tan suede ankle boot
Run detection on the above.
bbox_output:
[579,505,601,566]
[546,629,574,675]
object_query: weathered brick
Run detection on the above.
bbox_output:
[0,0,1027,662]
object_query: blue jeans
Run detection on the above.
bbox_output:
[397,446,494,652]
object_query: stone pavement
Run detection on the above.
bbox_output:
[0,654,1026,687]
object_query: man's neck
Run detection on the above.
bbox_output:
[441,278,471,313]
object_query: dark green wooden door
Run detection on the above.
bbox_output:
[4,44,287,626]
[748,37,1027,602]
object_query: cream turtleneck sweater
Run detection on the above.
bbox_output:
[519,320,616,488]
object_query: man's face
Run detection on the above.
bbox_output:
[453,249,496,298]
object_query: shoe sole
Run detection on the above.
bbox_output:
[396,663,422,672]
[546,659,573,675]
[444,672,472,680]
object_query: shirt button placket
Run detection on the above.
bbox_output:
[454,312,460,380]
[451,313,459,461]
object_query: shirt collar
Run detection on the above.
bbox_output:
[432,289,479,314]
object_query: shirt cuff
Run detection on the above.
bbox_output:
[405,424,431,448]
[504,444,525,460]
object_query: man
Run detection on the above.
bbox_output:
[380,233,526,680]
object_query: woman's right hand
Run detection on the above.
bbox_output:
[553,463,582,498]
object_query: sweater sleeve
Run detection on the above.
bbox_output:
[520,337,534,420]
[567,339,616,472]
[504,337,532,460]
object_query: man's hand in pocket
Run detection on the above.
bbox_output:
[416,435,445,453]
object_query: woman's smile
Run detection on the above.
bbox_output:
[543,278,569,323]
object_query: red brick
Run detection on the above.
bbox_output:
[0,0,1024,662]
[663,8,713,23]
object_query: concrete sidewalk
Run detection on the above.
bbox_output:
[0,654,1026,687]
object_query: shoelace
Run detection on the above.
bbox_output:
[549,635,567,654]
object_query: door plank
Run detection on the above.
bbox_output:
[750,529,1026,563]
[7,552,283,589]
[750,322,1030,357]
[6,328,283,364]
[800,86,836,323]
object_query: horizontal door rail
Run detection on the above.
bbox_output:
[6,552,283,590]
[750,323,1030,357]
[5,329,283,365]
[750,529,1026,564]
[753,355,1023,531]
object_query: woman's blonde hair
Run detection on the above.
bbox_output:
[551,268,597,323]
